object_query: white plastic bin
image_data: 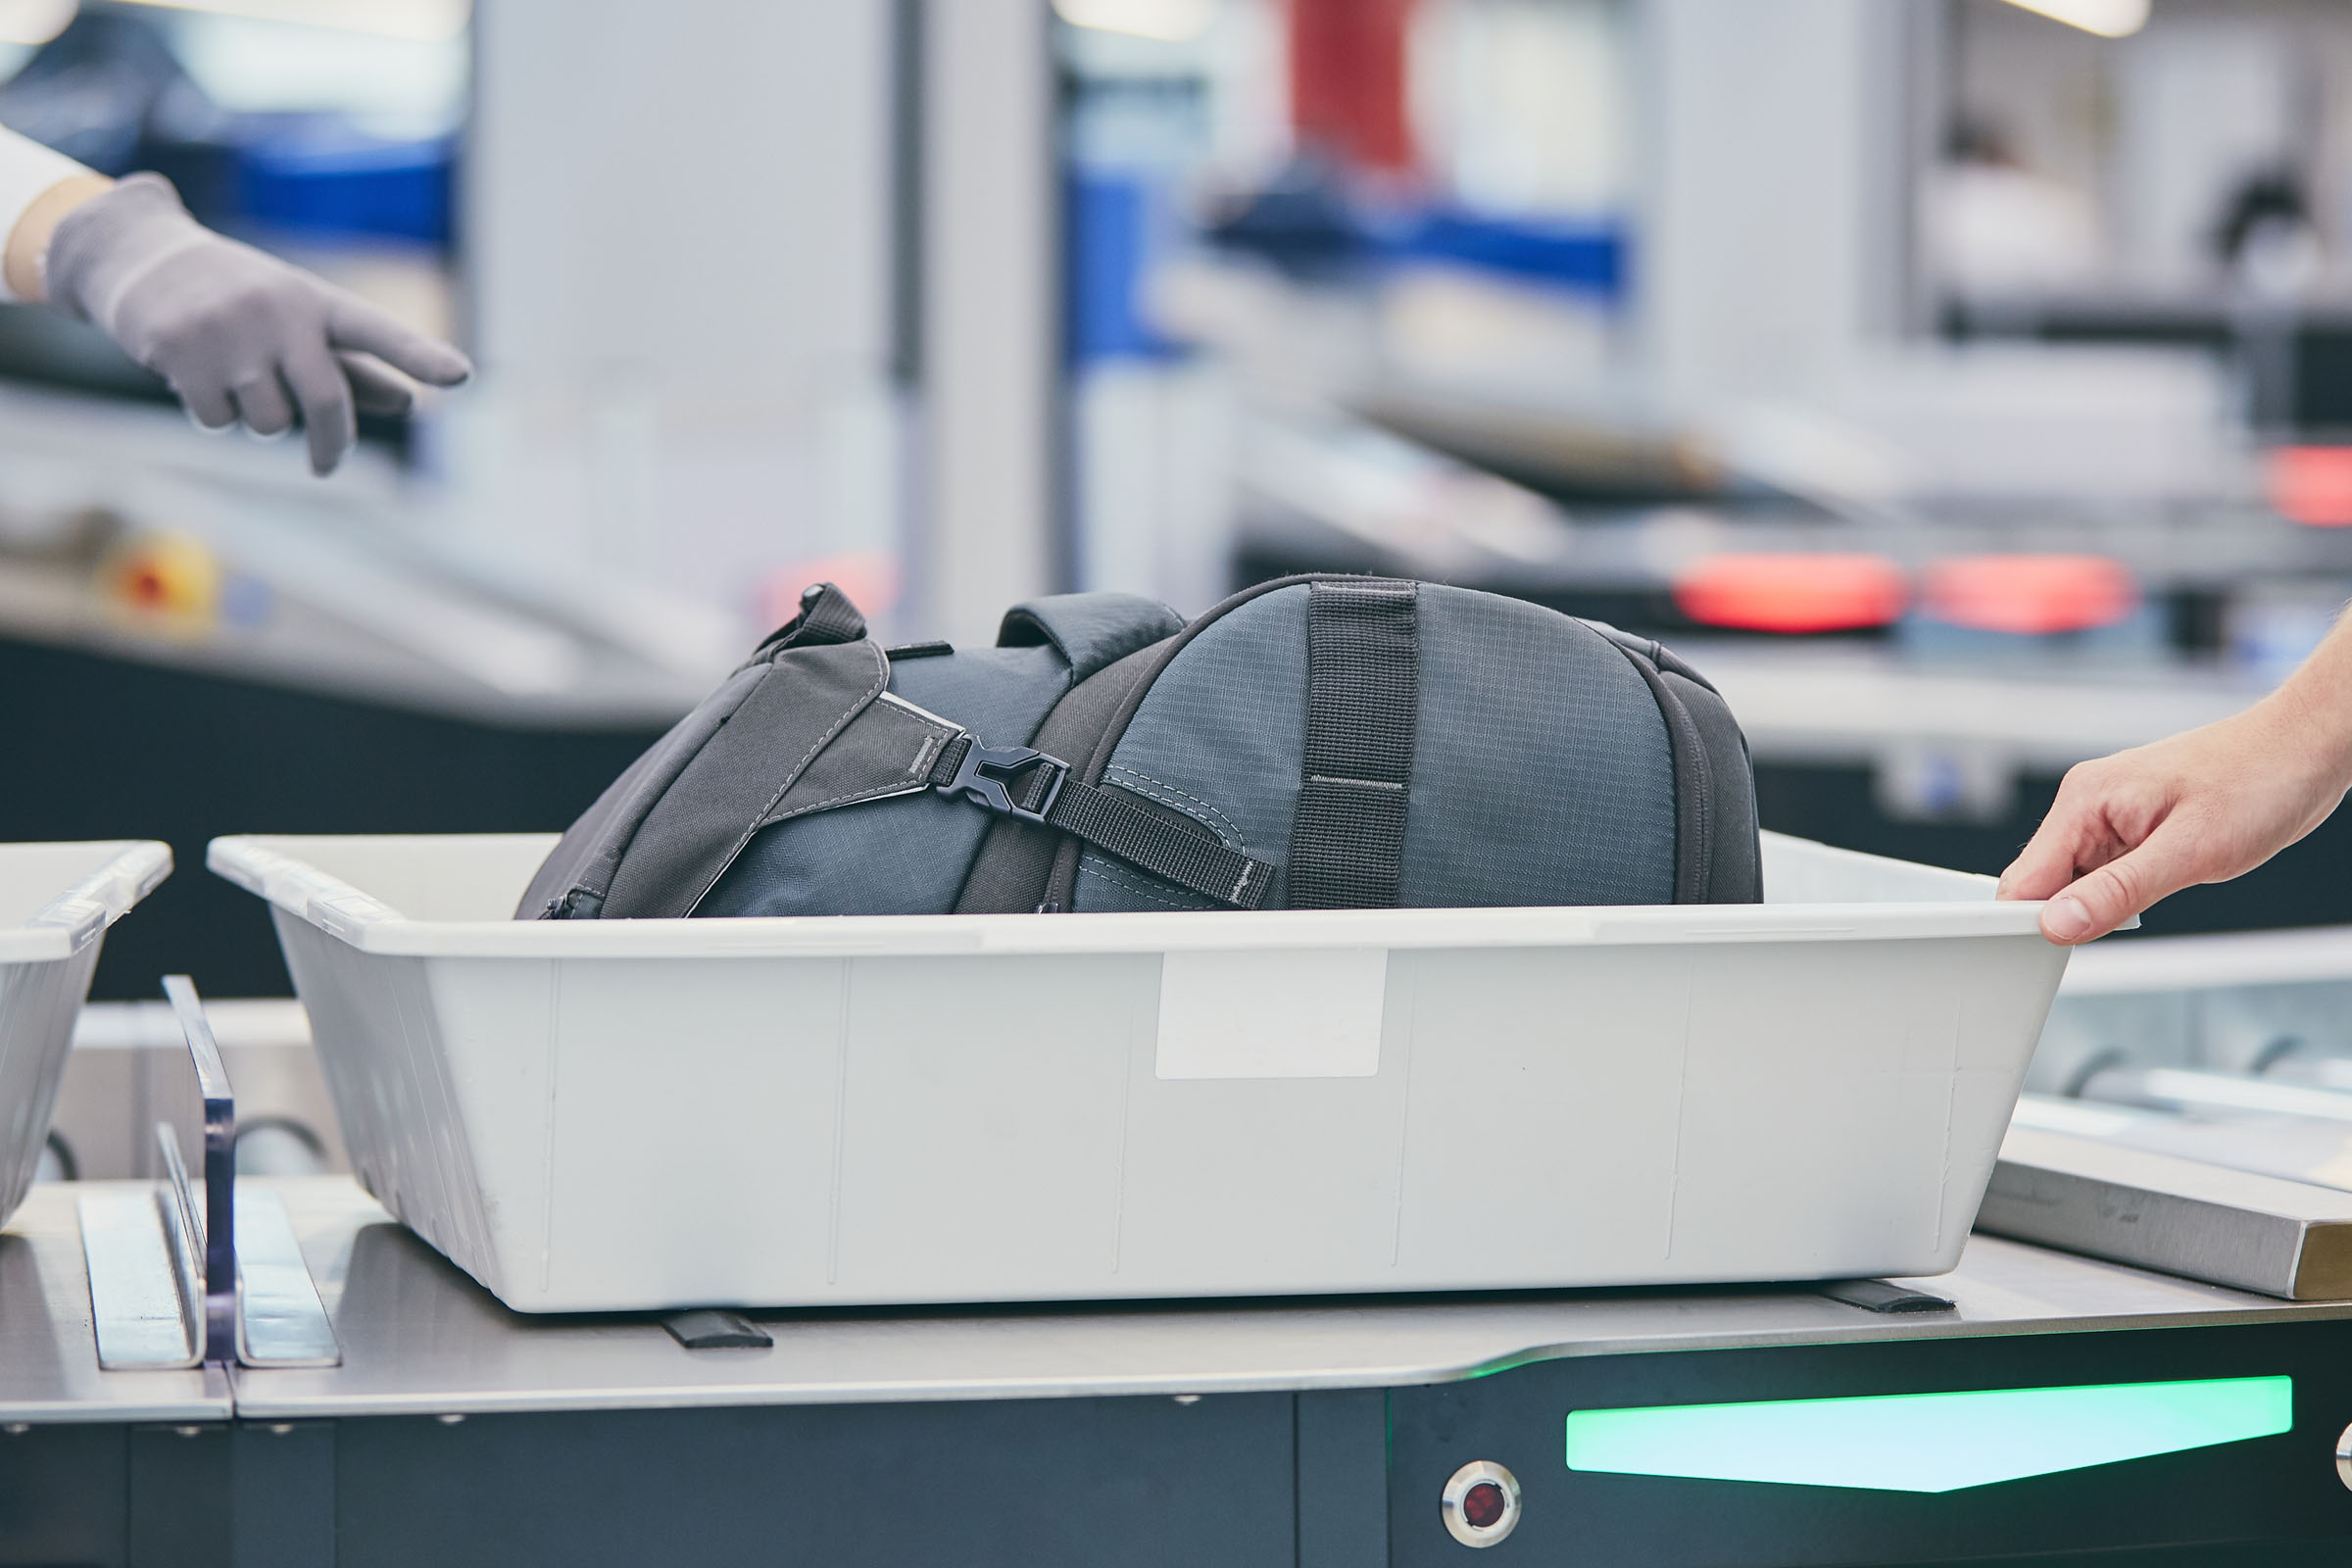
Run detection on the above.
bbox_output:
[0,841,172,1222]
[210,830,2067,1313]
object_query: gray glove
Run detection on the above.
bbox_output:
[45,173,472,475]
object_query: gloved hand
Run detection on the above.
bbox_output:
[43,172,472,475]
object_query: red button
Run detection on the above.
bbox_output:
[1918,554,2137,636]
[1461,1480,1508,1530]
[2271,446,2352,526]
[1671,553,1910,634]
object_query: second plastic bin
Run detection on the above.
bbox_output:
[211,830,2068,1313]
[0,841,172,1223]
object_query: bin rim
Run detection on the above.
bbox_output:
[209,832,2048,960]
[0,840,173,962]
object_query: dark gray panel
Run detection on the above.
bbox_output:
[1297,1389,1388,1568]
[1403,584,1675,907]
[1077,585,1310,911]
[333,1394,1296,1568]
[887,644,1072,751]
[1083,580,1679,912]
[699,645,1071,918]
[0,1423,127,1567]
[233,1422,334,1568]
[606,642,891,917]
[129,1423,228,1568]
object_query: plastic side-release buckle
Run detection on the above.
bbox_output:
[936,739,1068,826]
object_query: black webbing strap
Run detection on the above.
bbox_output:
[1286,579,1418,908]
[1047,780,1272,908]
[927,733,1273,909]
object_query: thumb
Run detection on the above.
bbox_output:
[2037,822,2201,945]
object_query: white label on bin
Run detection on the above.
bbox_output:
[1154,948,1388,1079]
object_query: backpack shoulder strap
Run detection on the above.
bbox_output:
[952,641,1168,912]
[995,593,1185,681]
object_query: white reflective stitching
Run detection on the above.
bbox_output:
[1102,764,1247,847]
[688,644,891,913]
[1076,854,1208,911]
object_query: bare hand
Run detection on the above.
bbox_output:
[1997,699,2352,944]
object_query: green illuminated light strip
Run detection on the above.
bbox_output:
[1563,1376,2291,1494]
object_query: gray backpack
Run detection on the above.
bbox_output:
[518,574,1760,920]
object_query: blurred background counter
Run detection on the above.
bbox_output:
[7,0,2352,989]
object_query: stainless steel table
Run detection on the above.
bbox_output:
[0,1186,225,1426]
[15,1176,2352,1568]
[240,1178,2352,1416]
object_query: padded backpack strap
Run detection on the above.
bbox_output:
[954,642,1169,912]
[1285,578,1419,908]
[996,592,1186,682]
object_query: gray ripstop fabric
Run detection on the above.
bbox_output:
[514,661,768,918]
[1400,586,1677,907]
[697,643,1072,918]
[1075,580,1684,913]
[1072,586,1311,912]
[1287,579,1418,908]
[1392,587,1674,906]
[599,641,892,918]
[761,696,958,826]
[1663,669,1760,902]
[525,575,1749,924]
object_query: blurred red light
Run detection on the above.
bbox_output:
[1671,554,1910,634]
[1461,1482,1508,1530]
[1919,555,2137,636]
[2270,446,2352,527]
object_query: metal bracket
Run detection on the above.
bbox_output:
[78,976,340,1371]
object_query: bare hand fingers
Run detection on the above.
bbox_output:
[2040,818,2206,944]
[1998,765,2127,901]
[324,298,470,387]
[1997,819,2096,902]
[283,347,357,476]
[336,351,416,417]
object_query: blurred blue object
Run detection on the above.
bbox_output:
[1896,603,2168,665]
[0,10,223,174]
[1378,210,1625,301]
[1202,154,1364,281]
[1067,170,1181,366]
[1204,157,1627,303]
[237,132,453,246]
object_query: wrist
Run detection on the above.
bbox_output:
[41,172,203,331]
[3,172,113,304]
[2252,678,2352,798]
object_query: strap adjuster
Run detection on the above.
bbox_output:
[936,739,1067,826]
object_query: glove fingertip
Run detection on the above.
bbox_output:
[420,352,473,388]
